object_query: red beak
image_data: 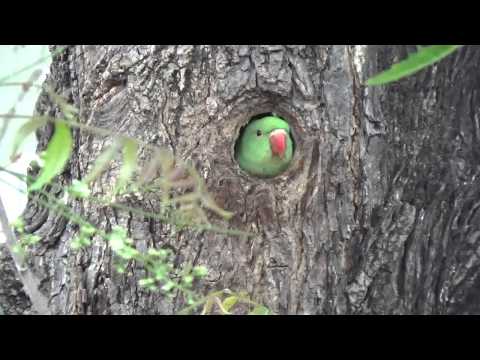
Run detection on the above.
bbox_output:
[269,129,287,158]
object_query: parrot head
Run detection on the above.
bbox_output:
[235,116,294,178]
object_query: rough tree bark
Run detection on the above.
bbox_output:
[2,45,480,315]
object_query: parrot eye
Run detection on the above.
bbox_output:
[256,130,262,137]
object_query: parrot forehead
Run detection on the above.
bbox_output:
[249,116,290,133]
[269,128,288,137]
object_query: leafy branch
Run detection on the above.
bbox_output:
[178,288,271,315]
[366,45,462,86]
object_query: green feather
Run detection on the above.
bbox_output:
[235,116,293,178]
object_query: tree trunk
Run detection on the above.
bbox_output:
[3,45,480,315]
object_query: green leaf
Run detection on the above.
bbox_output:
[222,296,238,312]
[182,275,194,285]
[11,218,25,231]
[71,235,91,250]
[115,260,128,274]
[139,278,155,287]
[186,296,196,306]
[68,180,91,198]
[114,138,138,194]
[200,297,214,315]
[12,244,24,255]
[118,245,139,260]
[192,265,208,277]
[23,234,41,245]
[29,121,72,192]
[147,248,162,257]
[147,248,170,259]
[80,224,96,236]
[109,229,140,259]
[10,117,48,162]
[107,226,128,251]
[161,281,175,292]
[249,305,270,315]
[212,297,231,315]
[153,264,168,280]
[366,45,462,86]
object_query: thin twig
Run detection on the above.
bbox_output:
[0,82,41,88]
[0,197,50,315]
[0,166,252,238]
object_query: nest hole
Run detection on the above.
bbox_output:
[233,112,297,178]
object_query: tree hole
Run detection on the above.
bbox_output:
[234,112,296,178]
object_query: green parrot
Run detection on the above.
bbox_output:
[235,116,294,178]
